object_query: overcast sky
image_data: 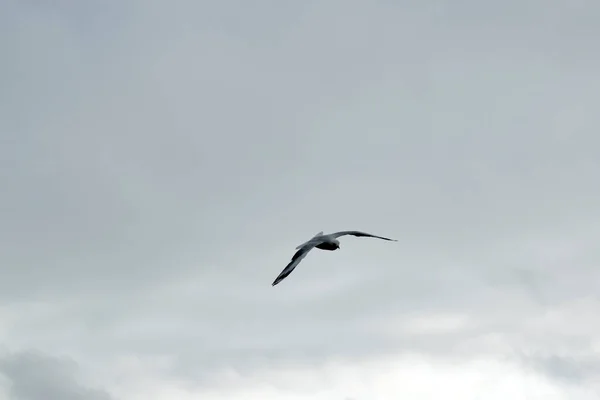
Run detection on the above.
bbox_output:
[2,0,600,399]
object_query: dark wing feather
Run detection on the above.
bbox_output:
[330,230,397,242]
[271,242,318,286]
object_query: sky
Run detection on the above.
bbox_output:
[1,0,600,398]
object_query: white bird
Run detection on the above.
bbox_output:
[271,230,397,286]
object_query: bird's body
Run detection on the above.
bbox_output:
[271,230,396,286]
[314,241,340,251]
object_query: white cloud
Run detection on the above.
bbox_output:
[381,313,472,335]
[104,353,598,400]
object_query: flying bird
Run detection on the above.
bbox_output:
[271,230,397,286]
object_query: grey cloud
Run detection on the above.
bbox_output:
[519,352,600,386]
[2,0,600,397]
[0,350,114,400]
[2,0,599,303]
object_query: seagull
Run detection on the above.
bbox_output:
[271,230,397,286]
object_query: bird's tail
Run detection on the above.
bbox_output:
[295,231,323,249]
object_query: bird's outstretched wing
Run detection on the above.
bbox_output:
[330,230,397,242]
[272,241,321,286]
[295,231,324,249]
